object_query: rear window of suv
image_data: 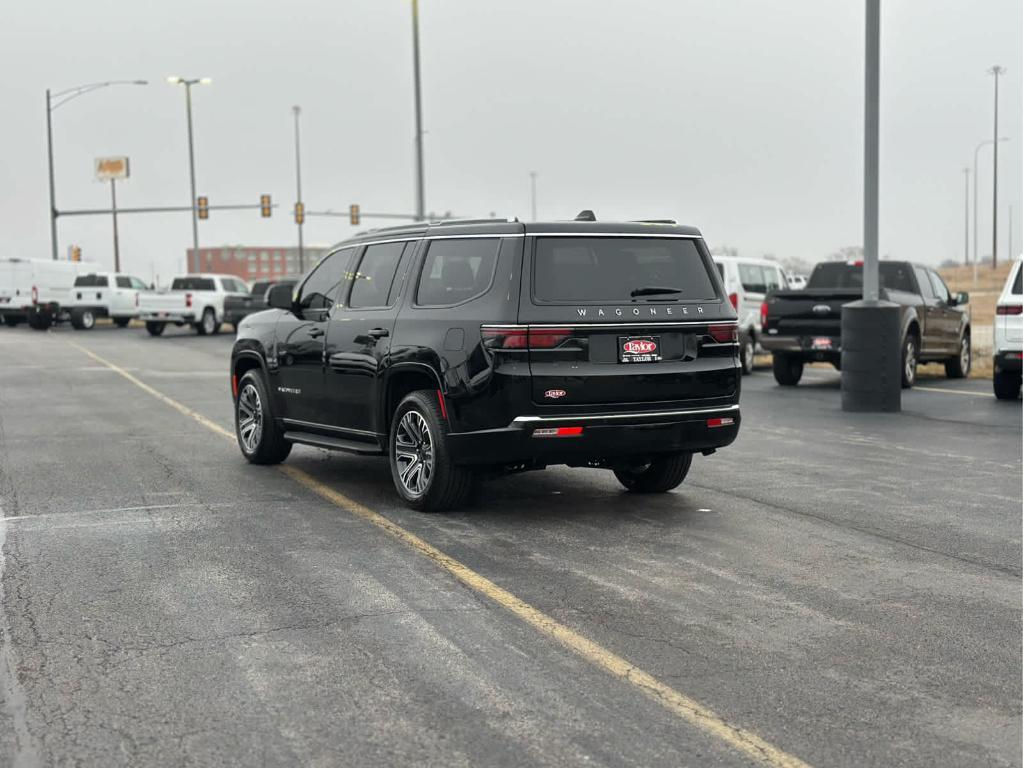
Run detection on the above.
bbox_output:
[533,237,717,303]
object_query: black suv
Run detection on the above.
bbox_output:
[230,216,741,511]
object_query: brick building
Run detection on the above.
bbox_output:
[186,246,327,282]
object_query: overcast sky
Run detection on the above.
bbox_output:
[1,0,1020,281]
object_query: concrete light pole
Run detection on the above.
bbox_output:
[963,167,970,265]
[973,137,1008,283]
[411,0,426,221]
[988,65,1005,269]
[45,80,147,260]
[167,77,211,255]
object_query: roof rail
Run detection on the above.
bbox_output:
[632,219,677,224]
[429,217,519,226]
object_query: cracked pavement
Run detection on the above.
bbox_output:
[0,324,1019,767]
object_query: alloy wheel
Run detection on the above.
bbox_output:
[237,384,263,453]
[904,339,917,385]
[395,410,434,497]
[960,336,970,373]
[203,311,216,334]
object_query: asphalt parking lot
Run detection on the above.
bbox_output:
[0,323,1020,768]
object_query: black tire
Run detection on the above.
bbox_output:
[945,332,970,379]
[2,316,20,327]
[772,353,803,386]
[389,391,475,512]
[235,371,292,464]
[28,310,52,331]
[614,453,693,493]
[196,308,218,336]
[740,332,755,375]
[145,321,166,336]
[901,333,918,389]
[993,370,1021,400]
[113,317,131,328]
[70,308,95,330]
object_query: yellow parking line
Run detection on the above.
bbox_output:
[67,340,813,768]
[913,385,995,398]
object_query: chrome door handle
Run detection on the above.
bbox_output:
[368,328,389,338]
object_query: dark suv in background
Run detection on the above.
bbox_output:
[230,215,741,511]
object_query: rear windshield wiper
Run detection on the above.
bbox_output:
[629,286,683,298]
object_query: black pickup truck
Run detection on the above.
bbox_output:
[761,261,970,388]
[223,278,296,330]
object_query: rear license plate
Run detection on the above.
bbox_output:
[812,337,833,350]
[619,335,661,363]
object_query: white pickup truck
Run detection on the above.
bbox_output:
[66,271,152,330]
[138,274,249,336]
[0,258,102,329]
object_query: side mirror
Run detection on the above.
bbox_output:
[953,291,969,306]
[267,282,296,310]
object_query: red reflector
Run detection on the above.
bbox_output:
[996,305,1023,315]
[708,324,737,343]
[436,389,448,419]
[706,417,735,428]
[532,426,584,438]
[185,292,193,308]
[728,292,738,310]
[231,374,238,398]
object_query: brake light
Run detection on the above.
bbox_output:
[707,324,737,343]
[760,301,769,327]
[185,292,193,308]
[706,417,735,428]
[31,286,38,304]
[996,305,1022,315]
[728,292,738,310]
[481,327,572,350]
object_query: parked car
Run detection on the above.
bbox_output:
[223,278,297,330]
[66,272,152,330]
[761,260,970,388]
[138,274,249,336]
[0,257,102,329]
[231,216,742,512]
[993,257,1022,400]
[712,256,789,374]
[787,274,808,290]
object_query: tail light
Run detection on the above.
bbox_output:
[728,292,738,310]
[31,286,38,304]
[707,324,737,343]
[996,305,1022,316]
[482,326,572,350]
[760,301,769,327]
[185,292,193,308]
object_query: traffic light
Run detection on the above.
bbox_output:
[69,245,82,262]
[294,202,305,224]
[349,203,360,226]
[260,194,272,218]
[197,196,209,220]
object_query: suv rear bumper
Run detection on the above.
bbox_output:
[994,349,1022,372]
[447,404,740,466]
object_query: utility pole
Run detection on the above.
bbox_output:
[46,89,58,260]
[167,77,211,254]
[110,179,121,272]
[989,65,1005,269]
[862,0,880,303]
[411,0,425,221]
[293,105,305,272]
[529,171,538,221]
[962,168,970,265]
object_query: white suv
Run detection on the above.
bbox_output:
[713,256,789,374]
[993,258,1022,400]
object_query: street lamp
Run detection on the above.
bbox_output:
[46,79,147,260]
[972,136,1009,282]
[293,105,305,272]
[410,0,425,221]
[167,77,212,255]
[988,65,1006,269]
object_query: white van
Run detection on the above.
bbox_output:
[0,258,101,329]
[712,256,789,374]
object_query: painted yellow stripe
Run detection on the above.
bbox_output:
[68,340,813,768]
[914,385,994,398]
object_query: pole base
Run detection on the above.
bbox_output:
[841,300,902,413]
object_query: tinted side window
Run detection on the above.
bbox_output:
[913,267,935,298]
[1013,265,1023,295]
[763,267,782,292]
[115,276,131,289]
[74,275,98,287]
[251,281,271,296]
[738,264,767,293]
[417,238,499,307]
[927,271,950,303]
[299,249,351,310]
[349,242,408,309]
